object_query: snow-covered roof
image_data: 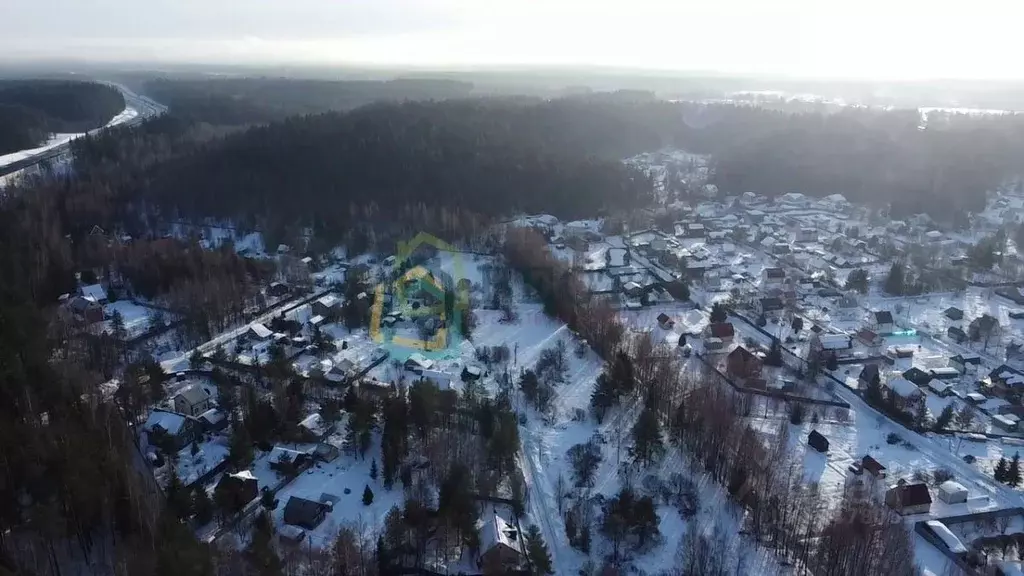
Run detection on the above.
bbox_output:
[925,520,967,554]
[175,384,211,407]
[820,334,851,350]
[884,378,921,398]
[230,470,258,482]
[144,409,187,436]
[80,283,107,303]
[317,294,342,309]
[248,323,273,339]
[299,413,329,437]
[480,511,522,556]
[406,353,434,370]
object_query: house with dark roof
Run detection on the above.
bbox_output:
[657,313,674,330]
[947,326,968,343]
[902,367,933,387]
[856,329,882,348]
[950,354,982,374]
[214,470,259,514]
[757,297,784,317]
[283,496,330,530]
[858,364,881,390]
[707,322,735,343]
[808,430,829,453]
[885,482,932,515]
[872,311,895,335]
[944,307,964,321]
[861,455,886,478]
[727,346,762,380]
[68,296,104,324]
[762,267,785,288]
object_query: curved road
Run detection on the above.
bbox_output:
[0,82,166,179]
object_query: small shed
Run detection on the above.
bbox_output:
[944,307,964,321]
[937,481,968,504]
[808,430,829,453]
[657,313,674,329]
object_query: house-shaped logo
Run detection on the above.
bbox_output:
[369,232,468,353]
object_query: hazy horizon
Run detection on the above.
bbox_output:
[4,0,1024,82]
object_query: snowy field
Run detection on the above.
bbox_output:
[101,300,159,338]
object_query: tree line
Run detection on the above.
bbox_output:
[0,80,124,154]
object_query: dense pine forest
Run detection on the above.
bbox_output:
[142,77,475,125]
[0,80,124,154]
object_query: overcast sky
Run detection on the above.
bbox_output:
[3,0,1022,80]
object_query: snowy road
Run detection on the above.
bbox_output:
[829,376,1024,509]
[0,81,166,177]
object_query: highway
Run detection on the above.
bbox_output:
[0,82,166,179]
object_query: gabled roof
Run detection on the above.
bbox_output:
[80,283,108,303]
[862,455,886,475]
[728,346,759,364]
[283,496,329,528]
[175,384,211,407]
[479,511,523,557]
[143,409,188,436]
[657,312,672,323]
[299,413,330,437]
[764,267,785,279]
[808,429,828,446]
[889,482,932,507]
[885,378,922,399]
[760,297,784,311]
[874,310,894,324]
[248,323,273,339]
[903,367,932,385]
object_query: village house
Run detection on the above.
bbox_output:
[143,409,202,452]
[198,408,229,433]
[727,346,763,381]
[949,354,982,374]
[872,311,895,335]
[902,367,933,387]
[268,282,291,298]
[478,512,526,571]
[858,364,881,390]
[885,481,932,516]
[856,329,883,349]
[947,326,968,344]
[757,297,784,318]
[283,496,330,530]
[861,455,887,478]
[944,307,964,321]
[79,283,109,305]
[312,294,343,319]
[214,470,260,514]
[68,296,104,324]
[762,267,786,288]
[244,322,274,344]
[298,413,334,442]
[884,378,926,414]
[707,322,735,344]
[172,384,213,417]
[269,446,315,476]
